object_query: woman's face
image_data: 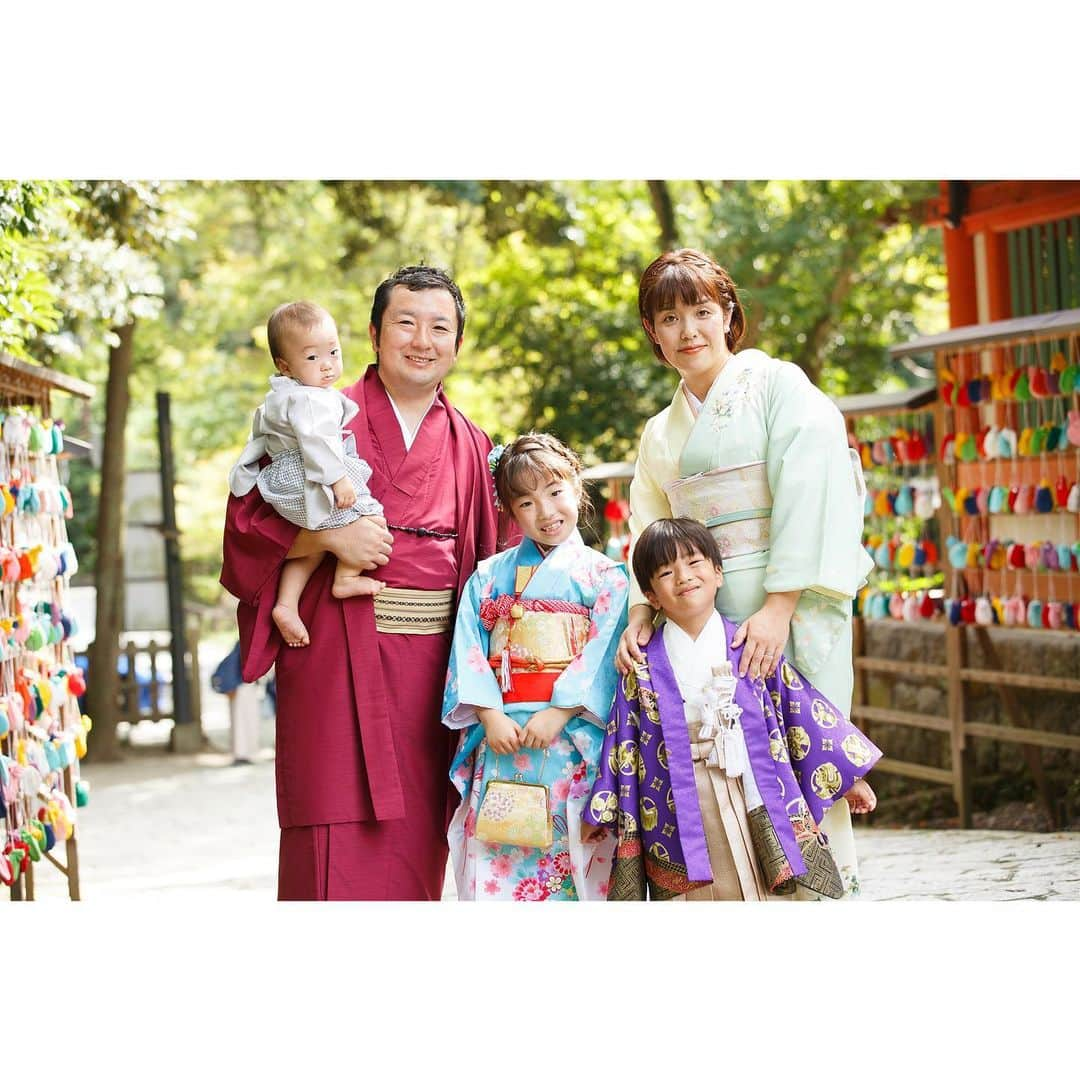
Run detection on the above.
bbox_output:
[645,296,731,392]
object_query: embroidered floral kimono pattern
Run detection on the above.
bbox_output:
[583,617,882,901]
[443,532,628,901]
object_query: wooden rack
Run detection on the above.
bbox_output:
[0,354,94,900]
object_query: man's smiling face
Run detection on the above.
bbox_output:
[368,285,459,399]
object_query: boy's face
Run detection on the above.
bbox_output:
[275,315,343,388]
[644,546,723,628]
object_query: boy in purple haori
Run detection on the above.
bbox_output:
[584,518,881,901]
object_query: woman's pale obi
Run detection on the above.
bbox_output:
[664,460,771,560]
[664,458,846,677]
[479,595,590,704]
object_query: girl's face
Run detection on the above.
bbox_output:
[509,470,580,549]
[644,296,731,393]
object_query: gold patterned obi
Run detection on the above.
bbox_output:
[664,460,772,561]
[479,595,590,704]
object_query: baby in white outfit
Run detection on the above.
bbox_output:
[229,301,384,647]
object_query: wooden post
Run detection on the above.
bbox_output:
[852,617,869,727]
[187,624,202,734]
[123,640,139,725]
[63,763,81,901]
[946,623,972,827]
[148,638,160,724]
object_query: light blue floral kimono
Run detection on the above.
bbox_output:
[442,532,628,901]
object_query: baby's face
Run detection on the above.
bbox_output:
[275,316,343,388]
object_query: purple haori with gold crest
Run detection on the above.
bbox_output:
[584,615,882,900]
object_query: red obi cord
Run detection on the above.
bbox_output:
[492,668,561,704]
[478,594,589,630]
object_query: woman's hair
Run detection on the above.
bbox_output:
[631,517,723,595]
[267,300,334,362]
[637,249,746,362]
[493,432,592,519]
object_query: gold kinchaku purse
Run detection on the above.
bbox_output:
[474,749,553,849]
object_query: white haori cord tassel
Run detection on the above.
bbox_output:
[694,662,746,776]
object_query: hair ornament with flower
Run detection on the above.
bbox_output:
[487,443,508,509]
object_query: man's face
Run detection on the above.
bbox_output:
[368,285,459,398]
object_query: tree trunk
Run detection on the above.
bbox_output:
[85,319,135,762]
[647,180,679,251]
[792,247,860,386]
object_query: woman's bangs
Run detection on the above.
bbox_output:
[650,263,717,315]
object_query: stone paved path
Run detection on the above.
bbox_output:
[24,735,1080,901]
[17,639,1079,902]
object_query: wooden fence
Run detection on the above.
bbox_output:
[116,628,202,730]
[852,618,1080,827]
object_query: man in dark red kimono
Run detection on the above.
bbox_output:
[221,266,509,900]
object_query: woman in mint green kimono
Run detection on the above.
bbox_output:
[443,434,628,901]
[615,249,875,896]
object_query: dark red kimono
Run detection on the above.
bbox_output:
[221,366,505,899]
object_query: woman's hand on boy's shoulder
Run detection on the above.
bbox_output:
[615,604,655,674]
[732,591,799,679]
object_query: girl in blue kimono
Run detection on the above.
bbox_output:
[442,433,628,901]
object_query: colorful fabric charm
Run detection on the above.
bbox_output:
[1068,410,1080,447]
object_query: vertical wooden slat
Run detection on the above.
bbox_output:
[1054,219,1070,309]
[148,639,160,724]
[1047,222,1061,311]
[63,764,81,901]
[1007,228,1021,315]
[851,616,873,829]
[187,626,202,733]
[1017,225,1032,316]
[123,641,139,725]
[1032,225,1044,315]
[1071,218,1080,305]
[946,624,972,828]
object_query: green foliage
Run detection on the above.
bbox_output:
[464,181,669,460]
[668,180,946,393]
[0,181,69,359]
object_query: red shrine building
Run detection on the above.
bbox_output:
[930,180,1080,327]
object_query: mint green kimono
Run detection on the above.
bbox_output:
[628,349,874,894]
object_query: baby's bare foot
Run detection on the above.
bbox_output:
[272,604,310,647]
[332,574,385,600]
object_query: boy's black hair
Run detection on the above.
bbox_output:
[631,517,723,596]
